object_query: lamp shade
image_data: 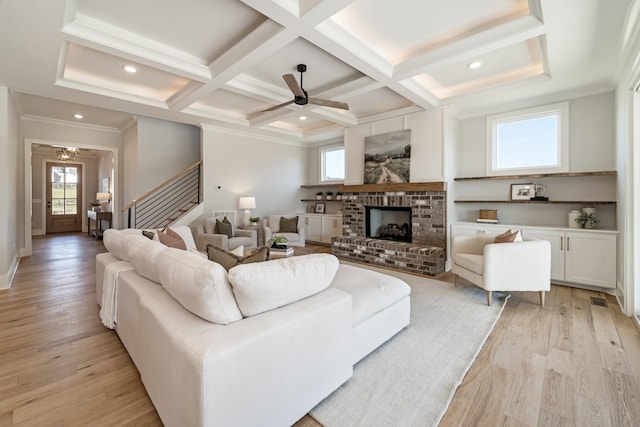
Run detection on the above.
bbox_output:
[238,196,256,210]
[96,192,111,201]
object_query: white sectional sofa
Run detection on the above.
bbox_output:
[96,229,411,427]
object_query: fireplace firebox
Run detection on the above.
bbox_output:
[365,206,412,243]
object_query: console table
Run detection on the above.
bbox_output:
[87,210,112,240]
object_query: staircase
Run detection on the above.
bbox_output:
[122,160,202,229]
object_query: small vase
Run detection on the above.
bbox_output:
[568,210,581,228]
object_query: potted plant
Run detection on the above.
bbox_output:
[575,212,599,229]
[267,235,289,250]
[336,191,342,200]
[326,191,333,200]
[316,191,323,200]
[249,216,260,226]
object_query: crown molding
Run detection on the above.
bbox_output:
[21,115,121,133]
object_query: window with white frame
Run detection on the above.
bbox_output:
[320,145,345,182]
[486,102,569,175]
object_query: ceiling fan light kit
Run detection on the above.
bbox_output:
[262,64,349,113]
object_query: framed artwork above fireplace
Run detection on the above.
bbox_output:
[364,129,411,184]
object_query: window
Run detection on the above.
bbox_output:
[486,102,569,175]
[321,145,345,182]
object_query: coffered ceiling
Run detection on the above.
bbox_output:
[0,0,636,143]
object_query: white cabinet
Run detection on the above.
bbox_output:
[451,222,618,289]
[321,215,342,244]
[519,229,566,281]
[301,214,342,244]
[521,228,617,288]
[564,231,616,288]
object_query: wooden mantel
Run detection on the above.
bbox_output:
[340,182,446,192]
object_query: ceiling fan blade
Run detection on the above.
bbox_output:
[308,97,349,110]
[283,74,305,98]
[262,99,295,112]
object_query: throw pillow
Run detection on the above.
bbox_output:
[494,229,522,243]
[231,245,244,257]
[215,218,233,238]
[155,248,243,324]
[206,244,269,271]
[228,253,340,317]
[142,230,155,240]
[158,228,187,250]
[279,216,298,233]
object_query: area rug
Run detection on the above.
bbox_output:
[309,263,508,427]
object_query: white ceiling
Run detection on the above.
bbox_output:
[0,0,636,143]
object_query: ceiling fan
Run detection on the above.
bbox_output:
[262,64,349,112]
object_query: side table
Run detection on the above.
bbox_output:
[87,210,112,240]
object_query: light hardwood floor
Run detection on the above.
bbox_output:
[1,235,639,426]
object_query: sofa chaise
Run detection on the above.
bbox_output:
[96,229,411,427]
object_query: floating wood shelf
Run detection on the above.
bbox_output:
[454,171,616,181]
[301,199,343,202]
[340,182,446,192]
[300,183,343,188]
[454,200,617,204]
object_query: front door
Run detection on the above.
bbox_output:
[46,163,82,233]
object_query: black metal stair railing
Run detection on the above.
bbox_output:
[122,160,202,229]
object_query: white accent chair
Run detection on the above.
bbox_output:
[194,211,257,251]
[451,233,551,306]
[264,214,305,247]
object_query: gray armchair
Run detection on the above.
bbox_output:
[194,215,257,251]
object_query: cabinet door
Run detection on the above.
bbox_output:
[565,232,616,288]
[321,215,341,244]
[521,228,566,281]
[307,215,322,242]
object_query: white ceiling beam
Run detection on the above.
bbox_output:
[170,21,296,111]
[392,14,546,80]
[60,14,212,81]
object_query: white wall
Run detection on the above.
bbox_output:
[0,88,20,289]
[614,21,640,317]
[344,109,446,184]
[201,125,307,224]
[122,120,138,213]
[453,92,617,228]
[135,116,200,196]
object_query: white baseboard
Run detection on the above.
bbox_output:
[634,315,640,332]
[0,253,20,290]
[32,228,44,236]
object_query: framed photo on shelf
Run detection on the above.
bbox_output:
[510,183,535,200]
[315,202,325,213]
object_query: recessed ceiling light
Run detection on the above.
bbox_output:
[468,61,482,69]
[299,115,307,121]
[123,65,137,73]
[74,114,83,119]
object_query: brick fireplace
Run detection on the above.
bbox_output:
[331,183,446,276]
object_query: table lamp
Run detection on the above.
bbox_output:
[96,192,111,211]
[239,196,256,226]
